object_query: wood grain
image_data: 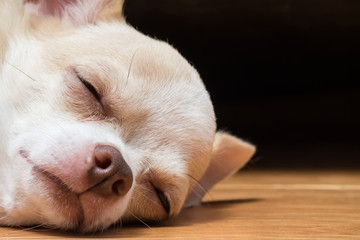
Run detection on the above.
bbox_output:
[1,170,359,239]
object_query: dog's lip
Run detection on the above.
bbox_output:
[19,149,84,194]
[32,164,76,194]
[32,164,86,229]
[18,150,74,193]
[19,149,85,229]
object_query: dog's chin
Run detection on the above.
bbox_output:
[31,166,128,232]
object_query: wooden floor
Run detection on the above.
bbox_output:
[1,169,359,239]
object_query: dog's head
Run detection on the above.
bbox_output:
[0,0,255,232]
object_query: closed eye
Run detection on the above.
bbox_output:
[77,73,101,101]
[154,187,170,214]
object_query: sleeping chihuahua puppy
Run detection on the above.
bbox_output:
[0,0,255,233]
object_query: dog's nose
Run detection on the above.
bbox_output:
[89,145,133,197]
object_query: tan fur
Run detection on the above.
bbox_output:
[184,132,256,208]
[0,1,21,58]
[98,0,124,21]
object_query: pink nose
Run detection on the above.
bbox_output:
[88,145,133,197]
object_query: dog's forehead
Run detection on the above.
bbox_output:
[51,22,187,70]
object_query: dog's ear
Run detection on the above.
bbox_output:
[184,132,255,208]
[24,0,124,25]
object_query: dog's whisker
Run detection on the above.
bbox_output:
[1,58,37,82]
[126,210,152,229]
[187,173,214,201]
[118,218,123,229]
[16,206,44,224]
[19,224,46,231]
[125,48,140,87]
[4,223,50,237]
[111,218,122,230]
[145,158,152,168]
[133,188,163,209]
[0,214,8,222]
[136,185,153,193]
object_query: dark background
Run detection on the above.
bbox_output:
[123,0,360,169]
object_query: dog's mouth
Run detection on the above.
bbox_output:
[19,148,133,232]
[19,149,84,230]
[31,164,85,230]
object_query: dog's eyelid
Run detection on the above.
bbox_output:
[153,186,171,214]
[76,73,101,101]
